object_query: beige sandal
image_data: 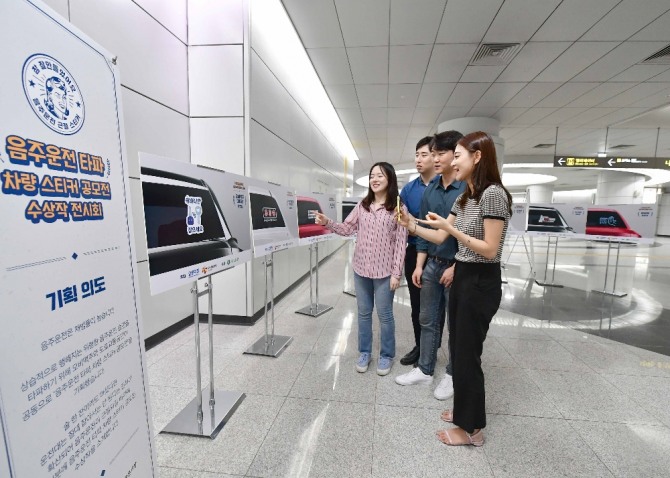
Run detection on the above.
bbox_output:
[436,428,484,447]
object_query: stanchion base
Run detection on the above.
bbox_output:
[244,334,293,357]
[535,280,564,288]
[343,289,356,297]
[295,303,333,317]
[593,289,627,298]
[161,388,245,439]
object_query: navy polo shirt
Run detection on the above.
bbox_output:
[415,176,466,260]
[400,175,431,245]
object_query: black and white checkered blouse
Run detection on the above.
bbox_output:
[450,184,510,263]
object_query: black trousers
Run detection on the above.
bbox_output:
[449,261,502,433]
[403,244,422,347]
[404,245,447,349]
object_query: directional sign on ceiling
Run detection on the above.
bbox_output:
[553,156,670,169]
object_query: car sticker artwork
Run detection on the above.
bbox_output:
[185,195,204,235]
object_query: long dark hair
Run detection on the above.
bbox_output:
[361,162,401,212]
[456,131,512,215]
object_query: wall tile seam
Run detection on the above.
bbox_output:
[250,47,350,163]
[122,84,189,118]
[190,116,245,119]
[250,119,342,184]
[189,43,244,47]
[130,0,188,46]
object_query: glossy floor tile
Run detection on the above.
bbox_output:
[146,243,670,476]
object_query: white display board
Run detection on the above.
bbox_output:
[0,1,155,477]
[526,203,588,238]
[296,191,337,246]
[139,154,254,295]
[247,178,299,257]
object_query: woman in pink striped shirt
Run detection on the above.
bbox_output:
[315,162,408,376]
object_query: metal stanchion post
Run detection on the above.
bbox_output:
[207,276,214,407]
[161,278,245,439]
[535,236,563,288]
[594,238,627,297]
[246,253,293,356]
[296,242,333,317]
[193,282,203,423]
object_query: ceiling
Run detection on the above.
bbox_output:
[281,0,670,189]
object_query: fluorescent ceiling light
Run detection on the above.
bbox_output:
[502,173,557,187]
[252,0,358,161]
[597,152,607,158]
[355,176,369,187]
[503,163,554,169]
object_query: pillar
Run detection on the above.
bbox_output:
[595,171,645,205]
[526,184,554,203]
[437,117,504,173]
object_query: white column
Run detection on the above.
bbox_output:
[437,117,504,173]
[526,184,554,203]
[657,191,670,236]
[595,171,645,205]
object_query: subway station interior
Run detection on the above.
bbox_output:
[4,0,670,477]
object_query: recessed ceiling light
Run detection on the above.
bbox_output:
[597,152,606,158]
[502,173,557,187]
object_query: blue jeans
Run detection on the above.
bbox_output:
[354,272,396,359]
[417,259,453,376]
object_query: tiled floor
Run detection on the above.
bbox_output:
[148,243,670,477]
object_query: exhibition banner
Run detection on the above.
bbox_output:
[139,154,254,295]
[583,204,657,243]
[524,202,657,243]
[508,203,527,235]
[0,1,155,477]
[296,191,337,246]
[526,203,587,238]
[247,178,299,257]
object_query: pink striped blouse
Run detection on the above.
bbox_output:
[326,202,408,279]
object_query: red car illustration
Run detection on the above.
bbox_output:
[586,208,641,238]
[297,196,328,238]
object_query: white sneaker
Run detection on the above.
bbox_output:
[395,367,433,386]
[434,374,454,400]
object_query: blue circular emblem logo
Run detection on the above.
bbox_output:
[22,54,85,135]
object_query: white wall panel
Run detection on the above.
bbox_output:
[189,45,244,116]
[121,87,191,178]
[137,0,188,42]
[41,0,69,19]
[188,0,244,45]
[190,117,245,175]
[250,51,292,140]
[290,102,314,159]
[70,0,188,114]
[249,120,292,185]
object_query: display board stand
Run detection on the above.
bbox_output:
[245,253,293,357]
[593,239,627,298]
[162,276,245,438]
[343,240,356,297]
[296,242,333,317]
[534,236,563,288]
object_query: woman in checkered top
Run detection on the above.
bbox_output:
[400,131,512,447]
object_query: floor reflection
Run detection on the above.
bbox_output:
[500,236,670,356]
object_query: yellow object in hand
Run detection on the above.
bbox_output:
[396,196,401,222]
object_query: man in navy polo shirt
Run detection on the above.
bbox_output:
[398,136,437,366]
[395,130,466,401]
